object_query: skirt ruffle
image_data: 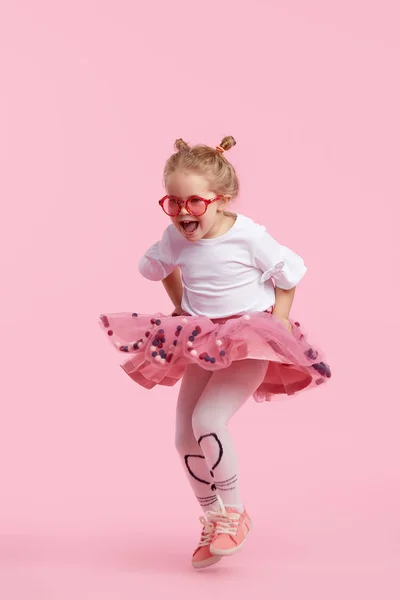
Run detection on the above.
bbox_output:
[98,310,331,402]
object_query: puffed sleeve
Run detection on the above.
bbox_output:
[253,228,307,290]
[138,227,176,281]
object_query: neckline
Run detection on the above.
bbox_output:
[194,213,241,244]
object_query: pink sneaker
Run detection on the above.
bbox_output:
[209,498,252,556]
[192,516,223,569]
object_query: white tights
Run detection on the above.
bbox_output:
[175,359,268,513]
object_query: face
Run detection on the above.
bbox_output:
[165,171,231,241]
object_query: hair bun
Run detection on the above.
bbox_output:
[174,138,190,152]
[218,136,236,152]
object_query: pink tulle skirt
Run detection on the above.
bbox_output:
[98,309,331,403]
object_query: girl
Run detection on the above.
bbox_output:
[98,136,331,569]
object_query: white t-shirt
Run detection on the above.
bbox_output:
[138,213,307,319]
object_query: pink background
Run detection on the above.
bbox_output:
[1,0,399,598]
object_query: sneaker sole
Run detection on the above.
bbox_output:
[192,555,223,569]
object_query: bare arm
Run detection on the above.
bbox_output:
[272,286,296,331]
[162,267,183,312]
[273,286,296,319]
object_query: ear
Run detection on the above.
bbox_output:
[217,194,232,211]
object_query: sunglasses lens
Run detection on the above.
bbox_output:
[187,197,206,216]
[163,197,180,216]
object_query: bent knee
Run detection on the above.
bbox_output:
[175,427,196,455]
[192,409,224,442]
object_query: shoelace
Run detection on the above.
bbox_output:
[205,495,241,537]
[206,509,240,536]
[197,516,216,547]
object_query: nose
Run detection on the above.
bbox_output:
[179,203,189,216]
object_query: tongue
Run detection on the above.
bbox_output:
[184,222,198,233]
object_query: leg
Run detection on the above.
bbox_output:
[192,359,268,512]
[177,365,226,570]
[175,364,217,511]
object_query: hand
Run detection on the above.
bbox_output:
[171,305,184,316]
[273,314,292,333]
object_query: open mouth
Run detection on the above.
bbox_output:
[180,220,199,234]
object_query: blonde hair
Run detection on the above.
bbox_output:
[163,136,240,198]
